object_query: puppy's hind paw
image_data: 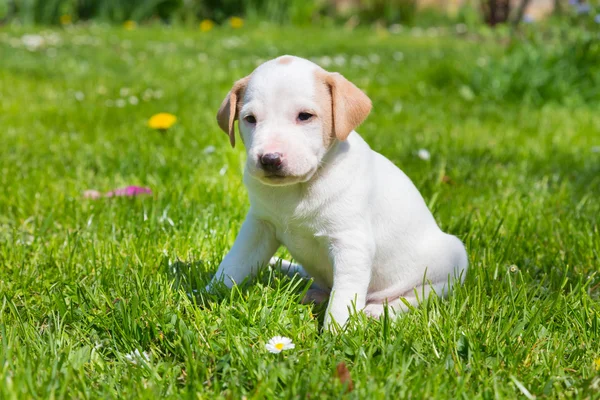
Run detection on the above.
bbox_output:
[362,303,385,319]
[301,288,330,305]
[269,257,311,279]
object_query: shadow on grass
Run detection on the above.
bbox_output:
[163,258,210,294]
[162,257,329,326]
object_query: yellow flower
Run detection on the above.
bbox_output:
[123,20,137,30]
[60,14,72,25]
[230,16,244,29]
[148,113,177,130]
[595,358,600,371]
[199,19,215,32]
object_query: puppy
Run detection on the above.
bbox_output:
[208,55,468,330]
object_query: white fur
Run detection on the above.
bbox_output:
[239,58,329,185]
[208,56,468,330]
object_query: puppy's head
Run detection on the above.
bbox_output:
[217,55,371,186]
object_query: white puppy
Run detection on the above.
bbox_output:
[209,55,468,330]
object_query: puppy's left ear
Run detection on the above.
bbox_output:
[324,72,372,141]
[216,75,251,148]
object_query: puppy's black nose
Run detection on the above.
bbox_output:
[260,152,283,171]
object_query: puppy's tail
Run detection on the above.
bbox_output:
[269,257,311,279]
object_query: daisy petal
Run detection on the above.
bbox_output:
[265,336,295,354]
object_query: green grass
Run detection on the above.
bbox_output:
[1,23,599,398]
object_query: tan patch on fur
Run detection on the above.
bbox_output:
[277,56,294,65]
[314,70,334,148]
[316,70,372,141]
[216,75,251,147]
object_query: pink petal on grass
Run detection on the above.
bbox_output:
[105,186,152,197]
[83,190,103,199]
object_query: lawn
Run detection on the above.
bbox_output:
[0,23,599,398]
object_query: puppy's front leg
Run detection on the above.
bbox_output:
[208,214,279,289]
[324,235,374,331]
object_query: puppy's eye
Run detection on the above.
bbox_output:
[297,112,313,122]
[244,115,256,124]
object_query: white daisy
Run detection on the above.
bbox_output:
[124,349,151,365]
[203,145,216,154]
[417,149,431,161]
[393,102,403,114]
[21,34,44,51]
[318,56,332,68]
[265,336,295,354]
[368,54,380,64]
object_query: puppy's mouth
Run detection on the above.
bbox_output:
[254,168,317,186]
[258,173,297,186]
[263,173,287,180]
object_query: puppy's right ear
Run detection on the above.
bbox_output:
[216,76,251,148]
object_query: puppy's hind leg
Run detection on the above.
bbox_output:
[269,257,311,279]
[365,234,469,318]
[269,257,331,304]
[301,287,331,305]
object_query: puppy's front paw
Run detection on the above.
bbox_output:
[301,288,330,305]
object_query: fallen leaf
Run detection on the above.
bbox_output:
[335,362,354,392]
[441,175,454,184]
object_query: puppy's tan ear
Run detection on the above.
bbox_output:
[216,76,251,148]
[324,72,372,141]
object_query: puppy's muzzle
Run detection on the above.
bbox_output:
[259,152,284,172]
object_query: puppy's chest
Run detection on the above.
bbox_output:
[250,189,337,285]
[273,220,324,251]
[255,206,334,286]
[274,222,333,287]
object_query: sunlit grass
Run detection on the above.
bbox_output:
[0,24,599,398]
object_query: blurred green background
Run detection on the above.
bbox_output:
[0,0,598,28]
[2,0,598,107]
[1,0,600,398]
